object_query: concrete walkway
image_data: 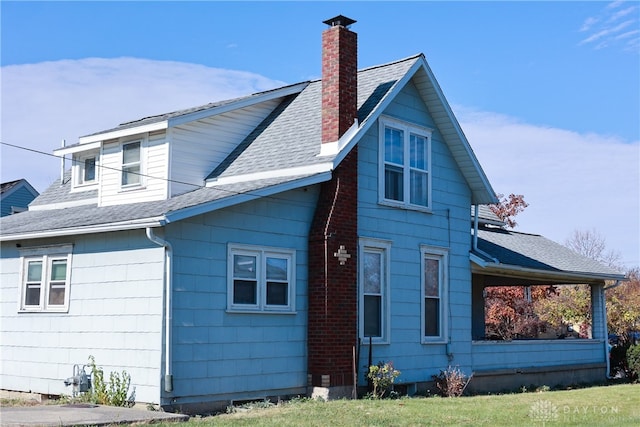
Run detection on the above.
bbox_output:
[0,403,189,426]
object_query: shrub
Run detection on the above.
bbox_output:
[367,361,401,399]
[432,366,472,397]
[627,344,640,381]
[87,355,134,407]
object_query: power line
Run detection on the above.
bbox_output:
[0,140,319,208]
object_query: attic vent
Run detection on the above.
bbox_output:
[323,15,356,28]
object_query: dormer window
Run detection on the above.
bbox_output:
[379,117,432,211]
[72,150,100,188]
[121,141,141,187]
[82,157,96,183]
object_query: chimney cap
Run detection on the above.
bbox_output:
[323,15,356,28]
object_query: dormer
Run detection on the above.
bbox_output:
[54,141,102,192]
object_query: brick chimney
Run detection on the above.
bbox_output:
[308,15,359,399]
[321,15,358,144]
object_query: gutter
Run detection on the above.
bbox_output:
[145,227,174,393]
[1,217,166,242]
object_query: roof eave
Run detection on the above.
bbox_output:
[168,82,309,128]
[470,254,627,285]
[0,217,166,242]
[166,171,331,224]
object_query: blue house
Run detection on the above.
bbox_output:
[0,179,39,217]
[0,16,624,411]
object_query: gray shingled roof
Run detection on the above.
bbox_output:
[209,56,416,179]
[1,55,420,239]
[0,173,319,238]
[475,226,624,280]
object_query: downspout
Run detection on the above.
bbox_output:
[472,205,498,262]
[146,227,173,392]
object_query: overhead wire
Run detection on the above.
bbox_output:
[0,140,320,208]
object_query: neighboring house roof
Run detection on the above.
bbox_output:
[471,205,505,227]
[472,226,626,284]
[0,54,496,241]
[0,179,39,217]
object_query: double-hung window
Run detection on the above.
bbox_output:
[228,244,295,313]
[359,238,391,344]
[380,117,432,210]
[121,141,141,187]
[421,245,448,343]
[19,245,72,312]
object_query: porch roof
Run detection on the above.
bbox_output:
[471,226,626,285]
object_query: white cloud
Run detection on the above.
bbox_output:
[456,107,639,270]
[579,2,640,51]
[2,58,638,269]
[1,57,284,192]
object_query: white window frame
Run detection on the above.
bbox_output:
[121,140,143,188]
[379,116,433,211]
[359,238,391,344]
[18,244,73,313]
[227,243,296,313]
[72,149,100,189]
[420,245,448,343]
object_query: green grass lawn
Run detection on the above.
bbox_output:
[168,383,639,426]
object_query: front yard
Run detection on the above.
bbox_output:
[180,383,639,426]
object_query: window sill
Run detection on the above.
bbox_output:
[421,338,447,345]
[18,307,69,313]
[361,338,390,345]
[119,185,146,193]
[226,309,297,315]
[379,199,432,213]
[70,183,99,192]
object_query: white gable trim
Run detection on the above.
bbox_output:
[167,172,331,223]
[206,163,333,187]
[53,141,102,156]
[79,121,168,144]
[169,83,309,128]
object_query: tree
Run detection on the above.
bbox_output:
[484,286,549,340]
[488,193,528,229]
[564,228,622,269]
[534,284,592,338]
[606,268,640,345]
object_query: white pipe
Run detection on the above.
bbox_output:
[472,205,499,263]
[146,227,173,393]
[60,140,66,186]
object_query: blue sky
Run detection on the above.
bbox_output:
[1,1,639,268]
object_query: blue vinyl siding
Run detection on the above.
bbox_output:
[166,186,317,405]
[1,186,37,216]
[357,80,473,384]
